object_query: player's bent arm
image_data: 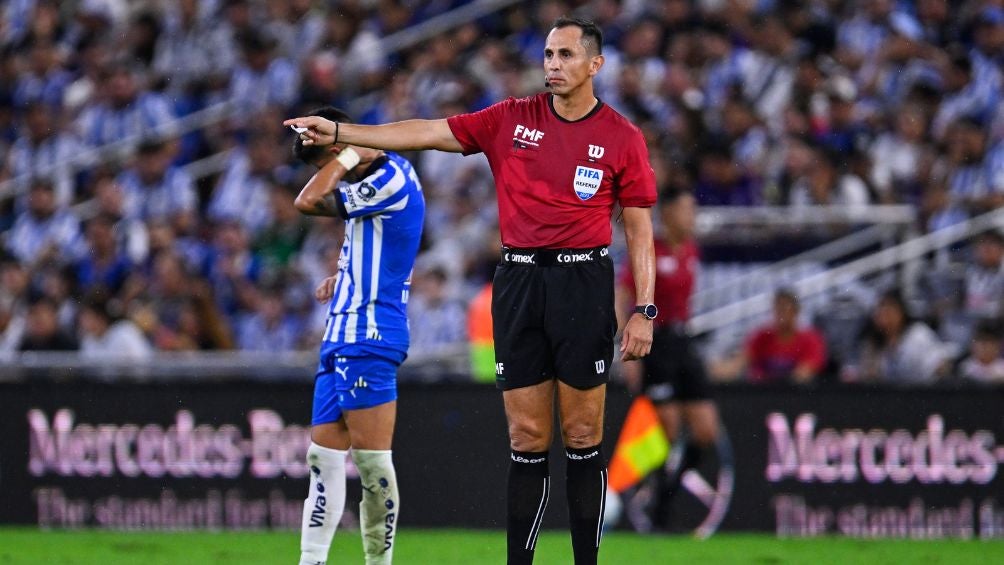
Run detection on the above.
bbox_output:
[294,151,352,217]
[284,116,464,153]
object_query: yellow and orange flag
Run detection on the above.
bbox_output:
[608,396,670,493]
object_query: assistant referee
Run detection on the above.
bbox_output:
[286,17,657,565]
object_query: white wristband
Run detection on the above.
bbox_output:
[335,147,360,171]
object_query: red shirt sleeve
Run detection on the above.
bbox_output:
[799,329,828,372]
[615,127,657,208]
[446,98,515,156]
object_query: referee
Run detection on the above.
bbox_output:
[287,17,657,564]
[616,187,722,530]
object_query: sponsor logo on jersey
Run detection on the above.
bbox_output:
[588,144,605,159]
[513,124,545,146]
[573,166,603,200]
[356,182,377,201]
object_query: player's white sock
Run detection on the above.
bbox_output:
[299,443,348,565]
[352,449,399,565]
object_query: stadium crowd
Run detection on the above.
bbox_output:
[0,0,1002,385]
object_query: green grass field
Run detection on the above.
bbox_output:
[3,528,1003,564]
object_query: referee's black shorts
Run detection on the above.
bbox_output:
[492,246,616,391]
[641,325,711,404]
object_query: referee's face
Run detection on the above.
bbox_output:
[544,26,603,95]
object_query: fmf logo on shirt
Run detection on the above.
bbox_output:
[573,166,603,200]
[513,124,545,145]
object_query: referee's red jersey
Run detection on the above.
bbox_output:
[620,238,699,326]
[447,93,656,249]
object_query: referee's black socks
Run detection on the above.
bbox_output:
[565,444,606,565]
[507,450,550,565]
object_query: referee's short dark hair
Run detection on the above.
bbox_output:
[292,106,353,165]
[552,16,603,56]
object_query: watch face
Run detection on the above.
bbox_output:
[637,304,657,319]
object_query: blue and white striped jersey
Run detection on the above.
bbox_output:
[322,152,424,360]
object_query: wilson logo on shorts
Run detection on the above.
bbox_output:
[573,166,603,200]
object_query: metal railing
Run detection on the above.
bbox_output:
[694,218,915,313]
[689,207,1004,335]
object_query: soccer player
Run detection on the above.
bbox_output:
[290,106,425,565]
[286,18,656,564]
[616,188,723,530]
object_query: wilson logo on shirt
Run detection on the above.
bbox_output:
[573,166,603,200]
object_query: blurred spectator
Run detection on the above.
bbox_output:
[851,290,954,385]
[208,134,282,235]
[19,296,77,351]
[869,103,930,203]
[931,47,1001,141]
[124,10,162,69]
[74,213,133,294]
[254,182,310,275]
[407,265,468,358]
[314,6,385,96]
[694,145,760,206]
[128,252,232,351]
[267,0,324,65]
[235,286,301,351]
[152,0,231,114]
[88,172,150,264]
[4,178,81,267]
[942,117,1000,217]
[13,38,70,109]
[958,319,1004,385]
[0,254,28,352]
[203,219,262,321]
[712,289,827,385]
[0,291,25,353]
[3,101,85,209]
[78,287,152,359]
[963,229,1004,321]
[116,139,197,233]
[227,30,299,116]
[75,63,176,147]
[788,148,870,207]
[62,32,111,115]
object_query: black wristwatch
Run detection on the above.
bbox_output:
[634,304,658,320]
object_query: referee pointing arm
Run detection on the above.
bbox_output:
[287,17,657,565]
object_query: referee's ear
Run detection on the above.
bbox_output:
[589,53,605,77]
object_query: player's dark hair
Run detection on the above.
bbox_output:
[292,106,353,165]
[658,186,693,207]
[552,16,603,56]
